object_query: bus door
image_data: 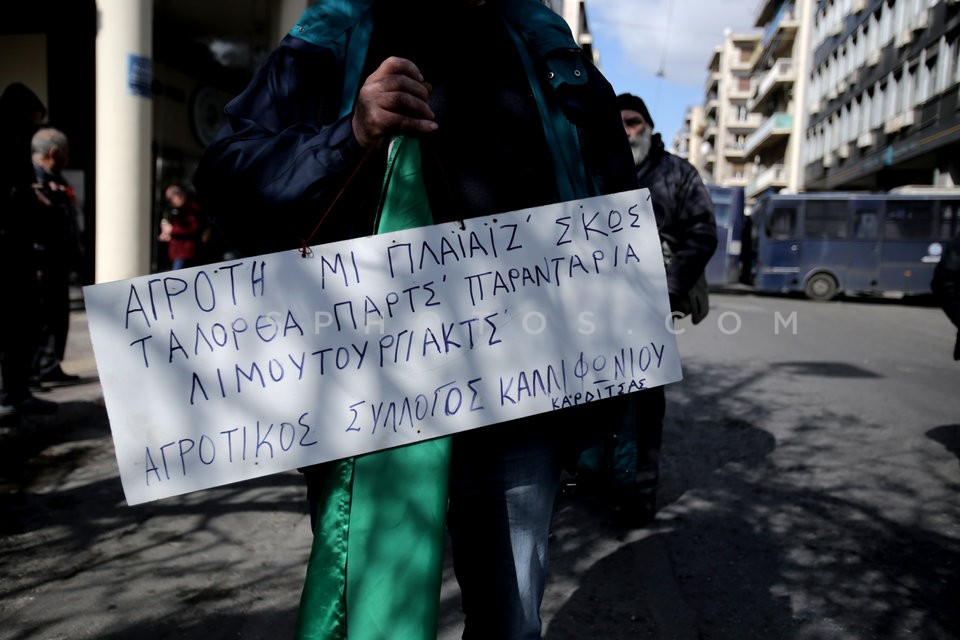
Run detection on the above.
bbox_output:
[755,202,801,292]
[846,200,882,291]
[705,190,731,285]
[880,199,937,294]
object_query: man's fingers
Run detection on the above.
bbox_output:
[353,57,437,148]
[367,56,425,84]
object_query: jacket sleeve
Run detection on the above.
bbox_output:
[559,57,638,197]
[662,160,718,296]
[193,36,369,254]
[169,210,201,238]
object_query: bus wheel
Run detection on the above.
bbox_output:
[804,273,838,301]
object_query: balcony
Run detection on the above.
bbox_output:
[857,131,878,148]
[743,112,793,156]
[748,58,796,112]
[728,87,751,101]
[704,118,718,140]
[746,163,788,198]
[725,112,764,130]
[757,3,798,59]
[705,96,719,118]
[723,143,747,159]
[883,109,917,133]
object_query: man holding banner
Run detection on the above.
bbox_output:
[194,1,640,637]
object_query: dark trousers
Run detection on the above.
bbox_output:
[32,267,71,378]
[0,254,41,405]
[632,386,666,495]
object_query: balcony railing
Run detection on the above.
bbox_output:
[761,3,797,50]
[726,113,765,129]
[748,58,795,111]
[744,112,792,156]
[747,163,788,197]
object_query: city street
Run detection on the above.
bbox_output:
[1,291,958,640]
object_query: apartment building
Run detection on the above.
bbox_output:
[804,0,960,190]
[543,0,598,64]
[700,31,763,188]
[673,104,706,173]
[700,45,723,181]
[743,0,817,200]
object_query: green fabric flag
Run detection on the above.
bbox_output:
[297,136,453,640]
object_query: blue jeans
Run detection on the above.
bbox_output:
[447,415,563,640]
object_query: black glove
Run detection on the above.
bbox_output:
[669,292,689,317]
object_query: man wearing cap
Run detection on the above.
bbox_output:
[581,93,717,527]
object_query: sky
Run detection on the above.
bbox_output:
[586,0,762,146]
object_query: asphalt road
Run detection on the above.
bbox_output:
[1,290,958,640]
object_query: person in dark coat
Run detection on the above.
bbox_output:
[30,126,83,386]
[588,93,717,527]
[931,231,960,361]
[619,93,718,314]
[158,184,206,270]
[0,83,58,416]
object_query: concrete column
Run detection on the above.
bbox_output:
[274,0,309,46]
[95,0,153,282]
[787,0,814,192]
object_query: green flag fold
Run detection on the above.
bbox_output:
[297,136,453,640]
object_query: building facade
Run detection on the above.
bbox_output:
[743,0,817,200]
[699,31,763,188]
[803,0,960,190]
[673,104,706,175]
[686,0,960,202]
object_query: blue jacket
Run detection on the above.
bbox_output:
[194,0,636,255]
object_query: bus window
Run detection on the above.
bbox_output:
[885,201,935,239]
[853,209,879,239]
[940,200,959,239]
[804,200,848,239]
[712,201,731,227]
[767,207,796,239]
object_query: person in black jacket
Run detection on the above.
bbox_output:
[0,83,58,417]
[597,94,717,527]
[931,231,960,361]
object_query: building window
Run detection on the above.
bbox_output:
[879,3,892,46]
[941,37,956,93]
[920,52,936,102]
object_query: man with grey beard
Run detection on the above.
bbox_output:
[578,93,717,527]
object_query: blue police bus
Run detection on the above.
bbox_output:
[749,187,960,300]
[705,184,746,287]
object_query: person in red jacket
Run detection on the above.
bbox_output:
[158,184,205,270]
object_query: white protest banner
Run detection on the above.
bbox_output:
[84,188,682,505]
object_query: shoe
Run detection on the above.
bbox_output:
[28,377,51,392]
[36,367,82,386]
[14,395,59,415]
